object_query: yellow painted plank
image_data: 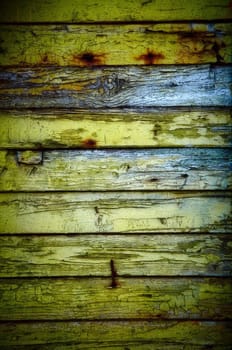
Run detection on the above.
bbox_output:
[0,149,231,191]
[0,0,231,22]
[0,192,231,233]
[0,234,231,277]
[0,109,231,148]
[0,321,231,349]
[0,277,231,320]
[1,66,231,108]
[0,23,231,66]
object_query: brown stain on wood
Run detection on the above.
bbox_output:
[41,54,49,64]
[72,52,106,66]
[110,259,119,288]
[178,33,226,63]
[82,138,97,148]
[136,49,164,65]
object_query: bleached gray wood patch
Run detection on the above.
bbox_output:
[0,65,231,108]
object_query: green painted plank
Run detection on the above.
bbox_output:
[0,109,231,148]
[0,277,231,320]
[0,234,231,277]
[0,192,231,233]
[0,321,231,349]
[0,0,231,22]
[0,148,231,191]
[0,23,231,66]
[0,65,231,108]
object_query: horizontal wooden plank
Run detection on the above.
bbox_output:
[0,192,231,233]
[0,23,231,66]
[0,277,231,320]
[0,321,231,349]
[0,0,231,22]
[0,65,231,108]
[0,234,231,277]
[0,149,231,191]
[1,109,231,148]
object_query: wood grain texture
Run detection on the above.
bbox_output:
[0,277,231,320]
[0,65,231,108]
[0,321,231,349]
[0,149,231,191]
[0,192,231,234]
[0,234,231,277]
[1,109,231,148]
[0,0,231,22]
[0,23,231,66]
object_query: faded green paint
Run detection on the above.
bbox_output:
[0,278,231,320]
[0,23,231,66]
[0,109,231,148]
[0,0,231,22]
[0,192,231,233]
[0,0,231,347]
[0,149,231,191]
[0,321,231,349]
[0,234,230,277]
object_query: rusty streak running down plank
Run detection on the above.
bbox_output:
[0,65,231,108]
[0,23,231,66]
[0,109,231,148]
[0,234,231,277]
[0,192,231,234]
[0,0,231,22]
[0,321,231,349]
[0,149,231,191]
[0,277,231,320]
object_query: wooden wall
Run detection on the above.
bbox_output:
[0,0,232,348]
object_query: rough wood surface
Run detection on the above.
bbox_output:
[1,109,231,148]
[0,234,231,277]
[0,321,231,349]
[0,23,231,66]
[0,277,231,320]
[0,149,231,191]
[0,192,231,233]
[0,0,231,22]
[0,65,231,108]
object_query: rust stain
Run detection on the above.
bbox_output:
[82,138,97,148]
[136,49,164,65]
[110,259,119,288]
[72,52,106,66]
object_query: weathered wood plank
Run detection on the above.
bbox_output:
[1,109,231,148]
[0,234,231,277]
[0,149,231,191]
[0,321,231,349]
[0,0,231,22]
[0,65,231,108]
[0,23,231,66]
[0,192,231,233]
[0,277,231,320]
